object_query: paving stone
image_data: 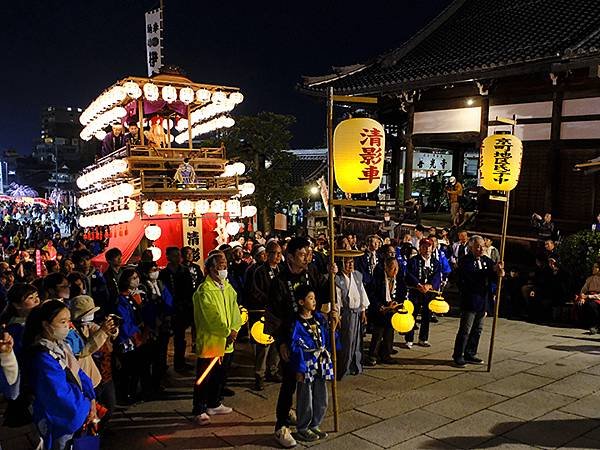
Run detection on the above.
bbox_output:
[482,436,544,449]
[354,409,451,448]
[351,372,437,397]
[490,390,575,421]
[308,432,383,449]
[319,409,381,436]
[543,373,600,398]
[512,348,568,365]
[526,355,599,380]
[388,434,455,449]
[424,389,507,420]
[427,409,522,449]
[479,358,539,379]
[504,410,600,449]
[581,425,600,442]
[559,436,600,449]
[479,372,553,397]
[560,392,600,418]
[582,363,600,376]
[355,388,444,419]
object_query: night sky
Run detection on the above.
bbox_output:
[1,0,453,154]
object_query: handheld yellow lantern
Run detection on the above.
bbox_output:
[333,118,385,193]
[391,309,415,334]
[251,317,274,345]
[479,134,523,191]
[402,299,415,316]
[239,307,249,325]
[428,295,450,314]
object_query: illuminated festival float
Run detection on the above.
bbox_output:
[76,70,256,268]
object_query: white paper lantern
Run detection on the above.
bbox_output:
[195,200,210,215]
[222,165,236,177]
[161,200,177,216]
[179,87,195,105]
[242,205,257,218]
[123,81,142,99]
[112,159,128,173]
[210,199,225,214]
[240,182,255,197]
[178,199,194,215]
[211,91,227,103]
[144,224,162,241]
[232,162,246,176]
[143,83,159,101]
[196,88,211,103]
[143,200,159,217]
[162,85,177,103]
[229,92,244,104]
[147,246,162,262]
[116,183,134,197]
[226,199,241,217]
[226,221,241,236]
[94,130,107,140]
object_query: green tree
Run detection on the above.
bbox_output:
[559,231,600,288]
[217,112,302,231]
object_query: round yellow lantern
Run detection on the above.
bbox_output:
[402,299,415,316]
[428,296,450,314]
[333,118,385,194]
[479,133,523,191]
[251,317,274,345]
[239,307,248,325]
[391,310,415,334]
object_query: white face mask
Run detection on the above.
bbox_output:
[217,269,228,281]
[80,312,95,323]
[149,271,159,280]
[52,325,70,341]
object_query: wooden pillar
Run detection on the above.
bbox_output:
[403,102,415,201]
[549,75,563,214]
[479,95,490,143]
[390,125,401,200]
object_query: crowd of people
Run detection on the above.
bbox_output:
[0,205,597,449]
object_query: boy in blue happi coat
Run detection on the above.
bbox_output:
[289,285,332,443]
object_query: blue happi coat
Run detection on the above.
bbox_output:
[289,312,335,383]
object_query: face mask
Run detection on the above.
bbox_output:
[129,279,140,289]
[52,325,70,341]
[149,271,159,280]
[80,312,95,323]
[217,269,228,281]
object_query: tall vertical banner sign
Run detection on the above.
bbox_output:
[181,215,203,268]
[479,134,523,191]
[333,118,385,194]
[145,8,164,76]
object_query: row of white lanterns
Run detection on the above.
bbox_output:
[76,159,129,190]
[80,85,128,126]
[78,183,135,209]
[175,100,237,133]
[221,162,246,177]
[80,106,127,141]
[79,200,137,228]
[142,199,257,218]
[174,115,235,144]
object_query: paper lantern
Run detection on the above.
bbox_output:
[162,85,177,103]
[239,307,248,325]
[144,224,162,242]
[226,199,241,217]
[161,200,177,216]
[242,205,257,218]
[429,298,450,314]
[178,199,194,215]
[143,83,159,101]
[229,92,244,104]
[143,200,159,217]
[123,81,142,99]
[210,199,225,214]
[147,246,162,262]
[211,91,227,104]
[479,134,523,191]
[239,182,255,197]
[251,317,274,345]
[402,299,415,316]
[232,162,246,176]
[391,310,415,334]
[195,199,210,215]
[179,87,195,105]
[333,118,385,194]
[196,88,211,103]
[226,221,241,236]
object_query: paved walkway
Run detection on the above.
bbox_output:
[104,318,600,449]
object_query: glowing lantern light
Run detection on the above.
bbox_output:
[222,164,237,177]
[428,297,450,314]
[333,118,385,194]
[196,88,211,103]
[232,162,246,176]
[239,307,249,325]
[144,224,162,242]
[179,87,195,105]
[94,130,107,140]
[239,182,255,197]
[210,199,225,214]
[123,81,142,99]
[161,200,177,216]
[211,91,227,104]
[403,299,415,316]
[226,221,241,236]
[226,199,241,217]
[391,310,415,334]
[178,199,194,215]
[229,92,244,104]
[479,134,523,191]
[195,200,210,215]
[251,317,274,345]
[162,85,177,103]
[143,83,159,101]
[143,200,159,217]
[242,205,257,218]
[147,246,162,261]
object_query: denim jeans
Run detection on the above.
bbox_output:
[452,310,486,360]
[296,377,328,432]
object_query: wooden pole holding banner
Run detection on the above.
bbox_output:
[327,86,340,432]
[487,116,516,372]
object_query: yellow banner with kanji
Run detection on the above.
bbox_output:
[479,134,523,191]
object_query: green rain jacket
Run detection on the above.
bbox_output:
[193,276,243,358]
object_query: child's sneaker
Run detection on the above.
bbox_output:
[294,429,320,442]
[310,427,328,439]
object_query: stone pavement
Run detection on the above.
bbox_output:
[103,318,600,449]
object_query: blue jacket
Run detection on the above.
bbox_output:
[434,248,452,278]
[458,254,497,312]
[115,293,142,349]
[289,312,332,377]
[405,255,442,291]
[28,349,95,450]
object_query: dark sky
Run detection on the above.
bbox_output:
[1,0,453,154]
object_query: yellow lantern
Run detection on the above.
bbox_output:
[239,307,248,325]
[251,317,274,345]
[391,310,415,334]
[402,299,415,316]
[428,296,450,314]
[479,134,523,191]
[333,118,385,194]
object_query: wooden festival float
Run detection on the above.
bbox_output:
[76,70,256,267]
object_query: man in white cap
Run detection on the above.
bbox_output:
[446,176,463,223]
